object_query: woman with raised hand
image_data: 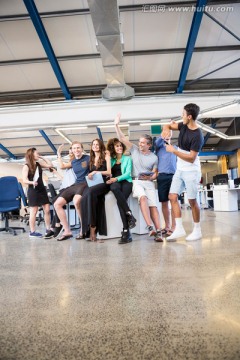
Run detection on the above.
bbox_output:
[80,139,111,241]
[106,138,136,244]
[22,147,53,238]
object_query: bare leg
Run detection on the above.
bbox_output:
[42,203,51,230]
[29,206,38,232]
[149,207,161,230]
[73,194,82,225]
[171,207,176,231]
[139,196,152,226]
[169,193,181,219]
[161,201,170,230]
[188,199,200,222]
[54,197,72,235]
[166,194,186,240]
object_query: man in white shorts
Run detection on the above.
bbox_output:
[115,113,163,242]
[162,103,204,241]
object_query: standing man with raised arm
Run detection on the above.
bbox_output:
[161,103,204,241]
[115,113,163,242]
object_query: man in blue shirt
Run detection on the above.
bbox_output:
[54,141,90,241]
[155,134,177,236]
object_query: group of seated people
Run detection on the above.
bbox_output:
[22,114,166,244]
[22,103,204,243]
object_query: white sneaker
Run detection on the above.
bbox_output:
[166,227,186,241]
[186,230,202,241]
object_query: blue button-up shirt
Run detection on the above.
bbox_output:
[155,137,177,174]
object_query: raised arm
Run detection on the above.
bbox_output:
[161,121,178,139]
[57,144,72,169]
[39,155,53,169]
[114,113,133,149]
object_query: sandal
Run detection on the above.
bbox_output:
[161,228,170,235]
[75,234,86,240]
[166,230,173,236]
[57,234,72,241]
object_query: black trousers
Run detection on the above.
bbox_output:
[109,180,133,229]
[81,183,110,236]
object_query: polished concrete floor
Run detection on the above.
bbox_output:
[0,209,240,360]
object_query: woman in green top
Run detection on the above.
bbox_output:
[106,138,136,244]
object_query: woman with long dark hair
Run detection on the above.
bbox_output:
[22,147,53,238]
[106,138,136,244]
[79,139,111,241]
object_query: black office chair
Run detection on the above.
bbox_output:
[0,176,26,235]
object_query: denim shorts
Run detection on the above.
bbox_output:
[169,169,201,200]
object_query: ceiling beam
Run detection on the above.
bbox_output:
[204,11,240,42]
[23,0,71,100]
[0,143,17,159]
[39,130,57,154]
[1,1,240,21]
[188,58,240,85]
[1,45,240,66]
[0,79,240,105]
[176,0,207,93]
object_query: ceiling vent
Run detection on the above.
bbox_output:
[88,0,134,100]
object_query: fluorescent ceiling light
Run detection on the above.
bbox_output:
[99,124,129,129]
[57,127,88,131]
[227,135,240,140]
[200,100,240,117]
[140,122,170,126]
[217,133,228,139]
[202,127,216,134]
[55,129,72,144]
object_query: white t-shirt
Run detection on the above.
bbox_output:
[177,148,201,171]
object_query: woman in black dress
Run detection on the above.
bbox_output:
[80,139,111,241]
[22,147,53,238]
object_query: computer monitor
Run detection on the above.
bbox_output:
[234,177,240,186]
[213,174,229,185]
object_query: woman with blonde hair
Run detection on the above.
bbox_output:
[22,147,53,238]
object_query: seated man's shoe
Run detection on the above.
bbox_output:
[44,229,55,239]
[186,230,202,241]
[154,230,163,242]
[147,225,156,237]
[166,227,186,241]
[119,230,132,244]
[54,224,63,238]
[126,213,137,229]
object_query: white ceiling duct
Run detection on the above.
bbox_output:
[87,0,134,100]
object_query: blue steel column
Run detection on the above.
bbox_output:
[23,0,71,100]
[176,0,207,93]
[0,144,17,159]
[39,130,57,154]
[96,127,103,141]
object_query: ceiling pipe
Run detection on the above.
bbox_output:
[87,0,134,100]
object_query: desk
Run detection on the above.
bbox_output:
[213,186,239,212]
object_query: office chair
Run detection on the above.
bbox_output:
[0,176,26,235]
[18,182,30,225]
